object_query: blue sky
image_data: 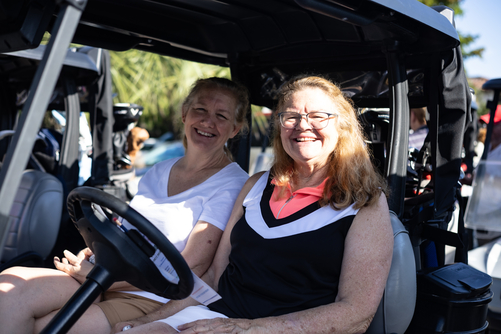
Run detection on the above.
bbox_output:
[455,0,501,79]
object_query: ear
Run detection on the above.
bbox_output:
[181,106,188,123]
[229,124,242,139]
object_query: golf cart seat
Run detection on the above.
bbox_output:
[366,211,416,334]
[0,170,63,270]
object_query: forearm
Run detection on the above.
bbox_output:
[253,302,374,334]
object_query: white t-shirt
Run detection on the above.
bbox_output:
[121,156,248,302]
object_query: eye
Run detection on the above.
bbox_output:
[217,113,228,120]
[194,107,207,113]
[309,114,324,120]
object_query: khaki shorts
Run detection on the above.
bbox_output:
[96,291,164,327]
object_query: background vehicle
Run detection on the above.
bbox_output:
[464,78,501,334]
[0,0,491,333]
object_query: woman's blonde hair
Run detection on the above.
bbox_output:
[271,75,387,210]
[181,77,249,160]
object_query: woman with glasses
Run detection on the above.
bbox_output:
[113,75,393,334]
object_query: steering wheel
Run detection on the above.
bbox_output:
[41,186,193,334]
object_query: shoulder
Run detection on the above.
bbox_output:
[353,193,391,230]
[237,171,267,200]
[223,162,250,181]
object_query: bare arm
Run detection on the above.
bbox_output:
[178,193,393,334]
[111,172,265,333]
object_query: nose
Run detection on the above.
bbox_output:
[200,112,216,127]
[296,115,313,130]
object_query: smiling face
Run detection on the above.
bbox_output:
[182,88,241,155]
[280,87,339,169]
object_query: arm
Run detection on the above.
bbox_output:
[178,193,393,334]
[111,172,265,333]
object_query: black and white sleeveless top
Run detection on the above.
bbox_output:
[209,171,359,319]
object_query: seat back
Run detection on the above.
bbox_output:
[366,211,416,334]
[1,169,63,264]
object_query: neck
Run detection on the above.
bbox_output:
[291,162,329,190]
[181,147,230,172]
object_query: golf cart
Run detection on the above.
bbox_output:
[0,43,146,270]
[0,0,491,333]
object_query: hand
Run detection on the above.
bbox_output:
[54,248,94,284]
[112,319,149,334]
[178,318,261,334]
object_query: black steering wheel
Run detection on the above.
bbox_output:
[41,186,193,334]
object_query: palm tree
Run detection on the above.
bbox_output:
[109,50,230,138]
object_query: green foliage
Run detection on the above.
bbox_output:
[109,50,230,138]
[416,0,483,61]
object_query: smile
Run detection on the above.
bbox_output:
[295,138,316,142]
[197,129,215,137]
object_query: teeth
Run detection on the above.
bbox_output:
[296,138,315,142]
[197,130,214,137]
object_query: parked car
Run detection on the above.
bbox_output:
[134,140,185,176]
[140,132,175,151]
[0,1,489,333]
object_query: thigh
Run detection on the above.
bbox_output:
[96,292,164,327]
[35,304,111,334]
[0,266,85,318]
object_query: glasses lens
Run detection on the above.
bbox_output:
[309,112,330,129]
[280,112,334,129]
[280,112,299,128]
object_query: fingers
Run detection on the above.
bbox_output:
[80,247,94,259]
[178,318,234,333]
[63,250,79,264]
[112,322,133,334]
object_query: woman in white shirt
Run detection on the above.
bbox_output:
[0,77,250,334]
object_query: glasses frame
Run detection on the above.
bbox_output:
[278,111,338,130]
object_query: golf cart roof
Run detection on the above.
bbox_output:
[0,45,99,90]
[74,0,458,64]
[63,0,459,108]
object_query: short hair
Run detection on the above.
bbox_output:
[271,74,387,210]
[181,77,249,159]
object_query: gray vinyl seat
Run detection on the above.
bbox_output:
[366,210,417,334]
[0,169,63,265]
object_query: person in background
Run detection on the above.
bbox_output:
[480,105,501,161]
[0,77,250,334]
[113,75,393,334]
[409,107,429,151]
[126,126,150,167]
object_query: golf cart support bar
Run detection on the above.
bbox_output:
[0,0,88,261]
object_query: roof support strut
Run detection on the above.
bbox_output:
[384,42,409,218]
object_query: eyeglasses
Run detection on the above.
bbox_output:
[278,111,338,129]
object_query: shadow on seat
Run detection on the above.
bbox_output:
[366,210,417,334]
[0,169,63,271]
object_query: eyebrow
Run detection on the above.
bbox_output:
[193,102,232,114]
